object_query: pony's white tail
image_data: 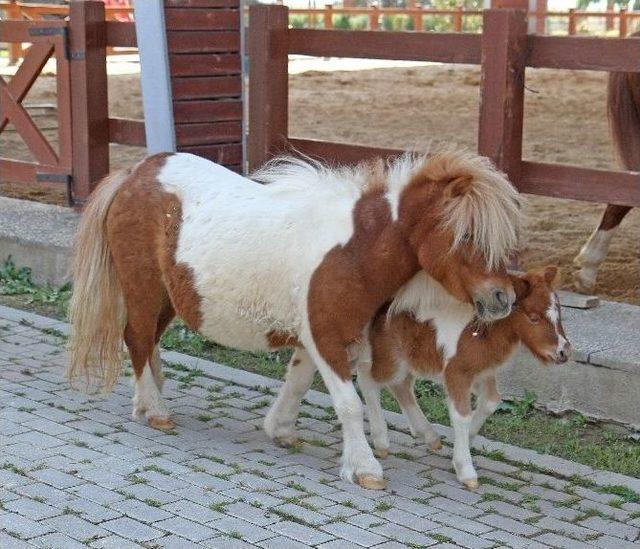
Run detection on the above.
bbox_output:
[67,171,129,393]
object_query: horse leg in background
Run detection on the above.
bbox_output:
[469,374,501,442]
[356,367,389,458]
[303,337,384,490]
[574,205,632,293]
[389,376,442,451]
[264,348,316,447]
[445,371,477,489]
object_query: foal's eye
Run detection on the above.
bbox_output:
[528,313,541,324]
[461,232,472,242]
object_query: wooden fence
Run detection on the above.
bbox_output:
[248,4,640,207]
[289,5,640,36]
[0,1,135,64]
[0,2,142,204]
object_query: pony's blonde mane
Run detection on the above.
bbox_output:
[253,147,521,269]
[422,149,522,270]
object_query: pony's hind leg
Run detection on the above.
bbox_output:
[120,280,175,430]
[149,301,176,392]
[574,204,632,293]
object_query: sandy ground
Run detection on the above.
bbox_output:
[1,61,638,303]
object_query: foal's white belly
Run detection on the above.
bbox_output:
[157,153,357,351]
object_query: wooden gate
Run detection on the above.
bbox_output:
[0,20,72,200]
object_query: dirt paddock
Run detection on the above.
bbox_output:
[1,62,638,303]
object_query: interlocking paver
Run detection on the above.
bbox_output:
[101,516,164,542]
[2,304,640,549]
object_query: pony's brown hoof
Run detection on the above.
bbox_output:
[462,478,479,490]
[274,436,301,448]
[357,474,387,490]
[374,448,389,459]
[430,438,443,451]
[148,416,175,430]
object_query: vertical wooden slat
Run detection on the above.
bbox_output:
[535,0,546,34]
[247,5,289,172]
[478,8,527,184]
[69,1,109,204]
[568,8,576,36]
[619,7,627,38]
[453,7,463,32]
[8,0,22,65]
[324,5,333,29]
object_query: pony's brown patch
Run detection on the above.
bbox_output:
[105,153,203,381]
[308,187,418,380]
[159,192,203,330]
[266,330,301,349]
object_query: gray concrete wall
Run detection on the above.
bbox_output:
[0,197,78,286]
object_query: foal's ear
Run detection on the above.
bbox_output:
[543,266,561,289]
[509,274,530,300]
[444,173,474,198]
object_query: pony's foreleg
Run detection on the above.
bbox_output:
[303,337,384,490]
[356,366,389,458]
[445,371,477,489]
[469,374,501,441]
[574,204,632,293]
[264,348,316,447]
[389,376,442,451]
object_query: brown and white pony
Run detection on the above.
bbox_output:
[357,266,571,489]
[574,41,639,293]
[68,149,521,489]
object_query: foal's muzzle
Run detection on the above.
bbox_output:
[474,288,514,321]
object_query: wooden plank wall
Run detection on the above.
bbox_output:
[164,0,243,172]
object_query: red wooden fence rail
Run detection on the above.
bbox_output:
[248,4,640,207]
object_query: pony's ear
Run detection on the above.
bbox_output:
[509,274,530,301]
[444,174,474,199]
[543,266,561,289]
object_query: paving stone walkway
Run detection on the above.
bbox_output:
[1,304,640,549]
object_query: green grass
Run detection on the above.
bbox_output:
[1,257,639,478]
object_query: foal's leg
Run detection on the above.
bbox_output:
[469,374,501,441]
[445,371,476,489]
[574,204,632,293]
[389,376,442,451]
[356,367,389,458]
[264,348,316,447]
[302,337,384,490]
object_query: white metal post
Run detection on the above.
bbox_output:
[134,0,177,153]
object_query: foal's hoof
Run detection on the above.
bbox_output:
[148,416,175,431]
[356,474,387,491]
[462,478,479,490]
[274,436,302,449]
[430,438,443,451]
[374,448,389,459]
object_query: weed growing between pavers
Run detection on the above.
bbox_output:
[2,258,640,478]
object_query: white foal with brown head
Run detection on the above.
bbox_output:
[69,149,521,490]
[357,267,571,489]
